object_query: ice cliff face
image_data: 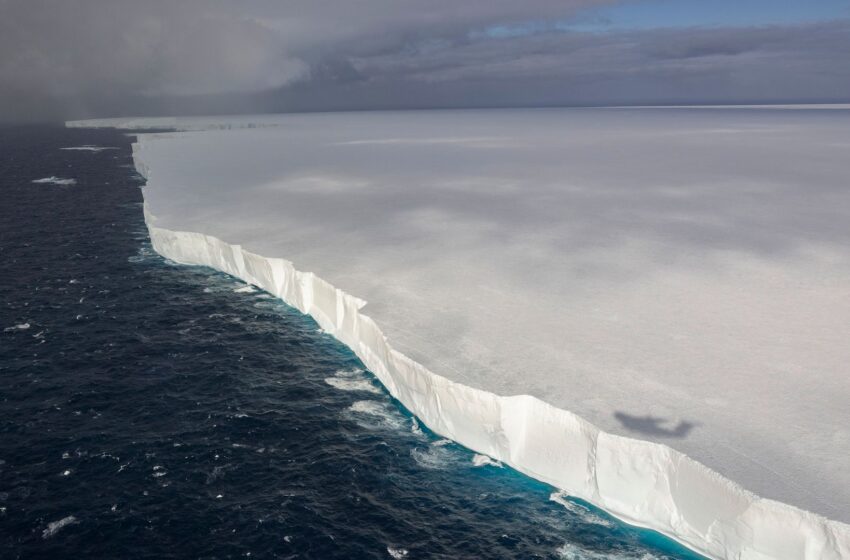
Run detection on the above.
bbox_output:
[83,108,850,559]
[141,201,850,559]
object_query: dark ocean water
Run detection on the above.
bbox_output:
[0,126,705,559]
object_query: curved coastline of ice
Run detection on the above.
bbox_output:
[134,160,850,559]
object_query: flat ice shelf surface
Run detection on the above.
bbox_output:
[130,108,849,523]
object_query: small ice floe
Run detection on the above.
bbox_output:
[324,369,382,394]
[42,515,77,539]
[61,146,117,152]
[4,323,30,332]
[471,453,503,468]
[32,176,76,186]
[283,535,293,543]
[549,491,614,528]
[233,284,256,293]
[387,547,409,559]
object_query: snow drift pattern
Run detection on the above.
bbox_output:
[135,144,849,560]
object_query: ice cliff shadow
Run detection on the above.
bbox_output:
[613,411,696,439]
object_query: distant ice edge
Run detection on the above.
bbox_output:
[134,144,849,560]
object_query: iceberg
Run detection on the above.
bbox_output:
[71,107,850,559]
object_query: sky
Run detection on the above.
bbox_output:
[0,0,848,122]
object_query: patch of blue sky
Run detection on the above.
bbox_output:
[476,0,850,39]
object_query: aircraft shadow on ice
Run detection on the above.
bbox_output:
[613,411,696,439]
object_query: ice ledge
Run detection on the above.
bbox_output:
[136,148,849,560]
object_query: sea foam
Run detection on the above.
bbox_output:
[32,176,76,185]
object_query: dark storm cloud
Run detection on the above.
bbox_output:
[0,0,848,122]
[0,0,310,120]
[304,19,850,109]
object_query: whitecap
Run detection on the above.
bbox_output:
[4,323,30,332]
[325,376,382,394]
[346,400,407,431]
[32,176,76,186]
[234,285,256,293]
[335,368,364,376]
[410,440,459,470]
[556,543,660,559]
[325,369,382,394]
[387,547,408,558]
[61,146,118,152]
[42,515,77,539]
[549,491,615,528]
[410,418,426,439]
[472,453,503,468]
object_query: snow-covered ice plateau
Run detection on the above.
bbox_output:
[69,107,850,559]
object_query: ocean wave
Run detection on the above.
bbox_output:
[556,542,661,559]
[325,369,382,394]
[410,440,459,470]
[471,453,503,468]
[32,176,76,185]
[550,491,615,528]
[346,400,408,431]
[61,146,118,152]
[42,515,78,539]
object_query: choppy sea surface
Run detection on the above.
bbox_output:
[0,126,705,559]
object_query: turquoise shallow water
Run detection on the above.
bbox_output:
[0,126,705,559]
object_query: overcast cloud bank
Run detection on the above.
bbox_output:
[1,0,849,121]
